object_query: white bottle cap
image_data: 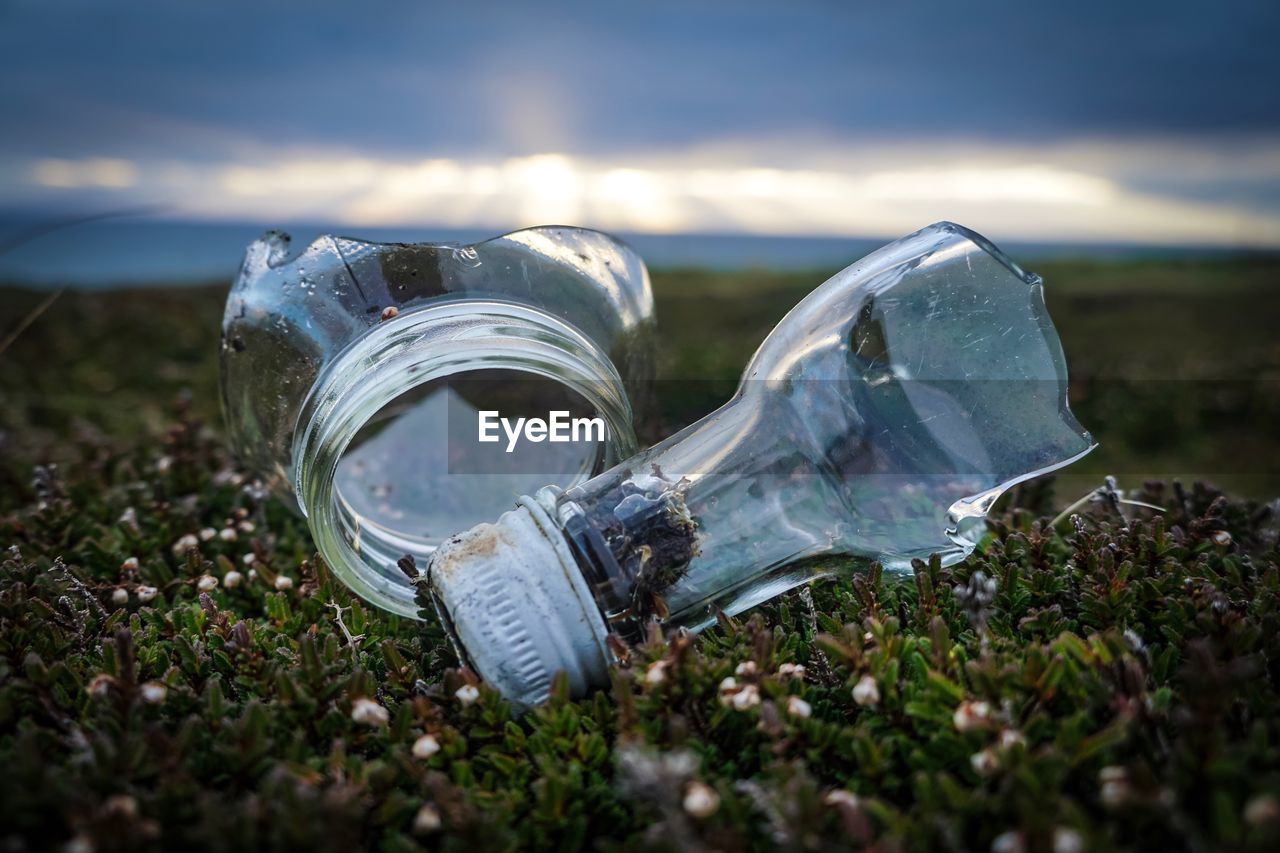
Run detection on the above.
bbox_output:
[425,495,611,709]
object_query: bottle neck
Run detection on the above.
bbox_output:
[293,300,637,618]
[426,492,614,708]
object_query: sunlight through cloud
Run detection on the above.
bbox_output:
[21,140,1280,248]
[33,158,138,189]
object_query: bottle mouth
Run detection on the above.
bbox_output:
[292,300,637,618]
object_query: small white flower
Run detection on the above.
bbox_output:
[455,684,480,706]
[863,631,874,642]
[991,830,1026,853]
[644,660,668,686]
[171,534,199,556]
[1245,794,1280,826]
[1099,766,1127,783]
[274,575,293,591]
[734,661,758,677]
[64,834,93,853]
[88,673,113,698]
[412,803,442,834]
[238,520,256,533]
[196,574,218,592]
[1052,827,1084,853]
[223,570,243,589]
[682,781,720,818]
[993,722,1024,742]
[351,697,389,726]
[785,695,811,719]
[103,794,139,818]
[852,674,880,707]
[242,553,256,565]
[823,789,860,809]
[111,588,129,606]
[120,556,139,572]
[412,734,441,760]
[777,663,806,681]
[970,747,1001,777]
[717,676,739,706]
[247,569,257,582]
[998,728,1026,750]
[1099,766,1131,807]
[1211,530,1232,547]
[953,700,994,732]
[199,527,217,541]
[731,684,760,711]
[140,682,167,704]
[218,527,237,542]
[155,455,172,474]
[135,585,158,603]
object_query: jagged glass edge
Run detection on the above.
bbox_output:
[939,221,1097,549]
[252,224,643,272]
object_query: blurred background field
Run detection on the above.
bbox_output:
[3,252,1278,510]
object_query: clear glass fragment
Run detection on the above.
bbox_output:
[554,221,1096,636]
[220,227,655,615]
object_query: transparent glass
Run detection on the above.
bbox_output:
[544,222,1095,638]
[220,227,655,615]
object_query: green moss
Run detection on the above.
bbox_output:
[2,266,1280,850]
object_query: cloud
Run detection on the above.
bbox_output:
[3,1,1278,164]
[32,158,137,189]
[2,1,1276,253]
[16,135,1280,248]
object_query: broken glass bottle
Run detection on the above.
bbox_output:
[220,227,655,617]
[425,222,1096,707]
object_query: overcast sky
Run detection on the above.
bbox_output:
[2,0,1278,245]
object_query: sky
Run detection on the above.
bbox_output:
[2,0,1279,247]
